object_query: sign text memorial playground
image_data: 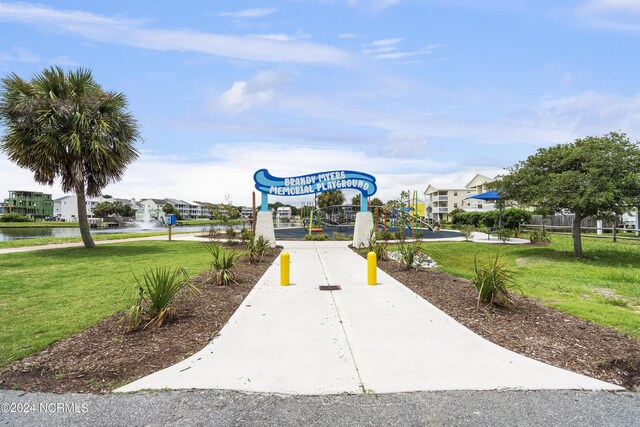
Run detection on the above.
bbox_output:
[254,169,377,198]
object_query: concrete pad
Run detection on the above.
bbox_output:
[117,240,623,394]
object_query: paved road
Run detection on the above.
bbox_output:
[1,389,638,426]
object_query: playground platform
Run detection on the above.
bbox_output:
[117,241,620,394]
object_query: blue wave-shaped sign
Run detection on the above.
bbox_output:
[254,169,377,197]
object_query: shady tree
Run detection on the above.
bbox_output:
[0,67,140,248]
[494,132,640,257]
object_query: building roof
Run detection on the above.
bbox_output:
[464,173,494,189]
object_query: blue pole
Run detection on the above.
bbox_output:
[360,192,367,213]
[261,192,268,212]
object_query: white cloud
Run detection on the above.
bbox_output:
[509,91,640,139]
[576,0,640,31]
[338,33,361,39]
[363,38,440,60]
[217,8,278,18]
[247,31,311,42]
[0,3,348,64]
[2,143,496,206]
[581,0,640,13]
[0,47,39,63]
[48,55,79,67]
[346,0,401,12]
[215,71,286,115]
[369,38,403,47]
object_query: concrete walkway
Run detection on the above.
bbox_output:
[117,241,621,394]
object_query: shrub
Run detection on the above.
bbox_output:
[472,254,518,308]
[394,229,407,241]
[395,242,423,270]
[333,233,347,241]
[460,224,475,241]
[128,266,196,330]
[496,228,513,243]
[451,208,532,230]
[413,230,424,239]
[246,235,270,263]
[528,229,551,243]
[304,233,329,241]
[0,213,33,222]
[367,231,390,261]
[225,226,238,243]
[376,230,394,241]
[205,243,243,285]
[240,228,253,243]
[500,208,532,230]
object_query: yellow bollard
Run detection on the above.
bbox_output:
[367,251,377,286]
[280,252,290,286]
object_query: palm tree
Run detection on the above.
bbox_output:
[0,67,140,248]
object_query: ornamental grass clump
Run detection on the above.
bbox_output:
[246,235,270,263]
[396,242,422,270]
[472,254,519,308]
[128,266,196,330]
[367,230,389,260]
[205,243,243,286]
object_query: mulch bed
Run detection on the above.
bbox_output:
[2,242,638,394]
[0,247,281,394]
[376,257,640,391]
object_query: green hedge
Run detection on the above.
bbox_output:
[451,208,531,229]
[0,213,34,222]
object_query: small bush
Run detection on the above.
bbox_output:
[367,231,390,261]
[395,242,423,270]
[333,233,347,241]
[304,233,329,241]
[460,224,475,241]
[240,228,253,243]
[413,230,424,239]
[205,243,243,285]
[225,226,238,243]
[496,228,513,243]
[394,229,407,241]
[246,235,270,263]
[376,230,394,241]
[472,254,518,308]
[128,266,196,330]
[0,213,33,222]
[528,229,551,243]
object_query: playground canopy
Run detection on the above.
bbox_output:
[466,190,500,201]
[465,190,503,228]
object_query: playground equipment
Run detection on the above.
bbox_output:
[298,202,434,236]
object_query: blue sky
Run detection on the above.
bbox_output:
[1,0,639,205]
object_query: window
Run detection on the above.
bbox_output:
[454,203,458,208]
[453,191,458,196]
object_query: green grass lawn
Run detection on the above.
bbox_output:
[418,234,640,339]
[0,231,197,250]
[0,221,81,228]
[0,241,214,368]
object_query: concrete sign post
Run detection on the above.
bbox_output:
[253,169,378,247]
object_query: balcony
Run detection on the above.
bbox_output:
[434,207,449,213]
[432,195,448,202]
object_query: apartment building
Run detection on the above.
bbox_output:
[424,186,467,223]
[424,174,495,222]
[3,190,53,218]
[54,195,139,221]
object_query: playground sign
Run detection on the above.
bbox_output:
[253,169,377,212]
